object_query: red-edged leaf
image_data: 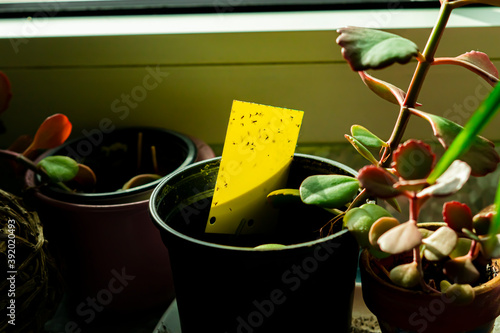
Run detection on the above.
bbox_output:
[23,114,72,157]
[392,140,435,180]
[448,0,500,9]
[358,165,402,199]
[411,108,500,177]
[433,51,499,86]
[443,201,473,232]
[0,71,12,115]
[473,204,495,235]
[359,71,407,106]
[336,27,419,71]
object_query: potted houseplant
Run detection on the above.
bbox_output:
[150,1,500,332]
[0,83,215,331]
[271,0,500,332]
[149,153,362,333]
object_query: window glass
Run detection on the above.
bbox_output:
[0,0,440,17]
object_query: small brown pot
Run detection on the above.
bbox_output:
[360,250,500,333]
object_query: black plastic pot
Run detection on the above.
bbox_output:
[150,154,360,333]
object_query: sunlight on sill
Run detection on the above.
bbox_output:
[0,7,498,39]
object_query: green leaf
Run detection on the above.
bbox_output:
[412,109,500,178]
[423,83,500,182]
[343,203,393,248]
[441,281,475,305]
[351,124,388,149]
[253,243,286,251]
[336,27,419,71]
[267,189,302,208]
[300,175,360,209]
[390,262,421,288]
[345,134,379,165]
[479,234,500,259]
[449,238,473,259]
[37,155,79,183]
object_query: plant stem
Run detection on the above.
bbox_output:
[381,1,453,166]
[0,149,42,176]
[0,149,72,192]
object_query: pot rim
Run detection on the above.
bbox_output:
[360,247,500,296]
[149,153,357,253]
[25,126,197,205]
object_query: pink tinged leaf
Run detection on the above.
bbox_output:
[358,71,407,106]
[378,222,423,254]
[417,160,471,198]
[336,26,419,71]
[448,0,500,8]
[394,178,428,192]
[357,165,402,199]
[412,109,500,177]
[392,139,435,180]
[22,114,72,157]
[0,71,12,115]
[389,261,421,288]
[422,226,458,261]
[433,51,499,86]
[443,256,480,284]
[443,201,473,232]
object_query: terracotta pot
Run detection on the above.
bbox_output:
[24,127,215,315]
[150,154,361,333]
[360,249,500,333]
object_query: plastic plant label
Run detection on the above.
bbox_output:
[205,100,303,235]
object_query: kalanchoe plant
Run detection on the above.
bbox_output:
[268,0,500,302]
[0,113,91,191]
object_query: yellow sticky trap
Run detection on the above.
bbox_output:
[206,100,303,235]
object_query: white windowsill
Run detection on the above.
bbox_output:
[0,7,499,39]
[0,6,499,147]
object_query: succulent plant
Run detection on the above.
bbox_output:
[269,0,500,300]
